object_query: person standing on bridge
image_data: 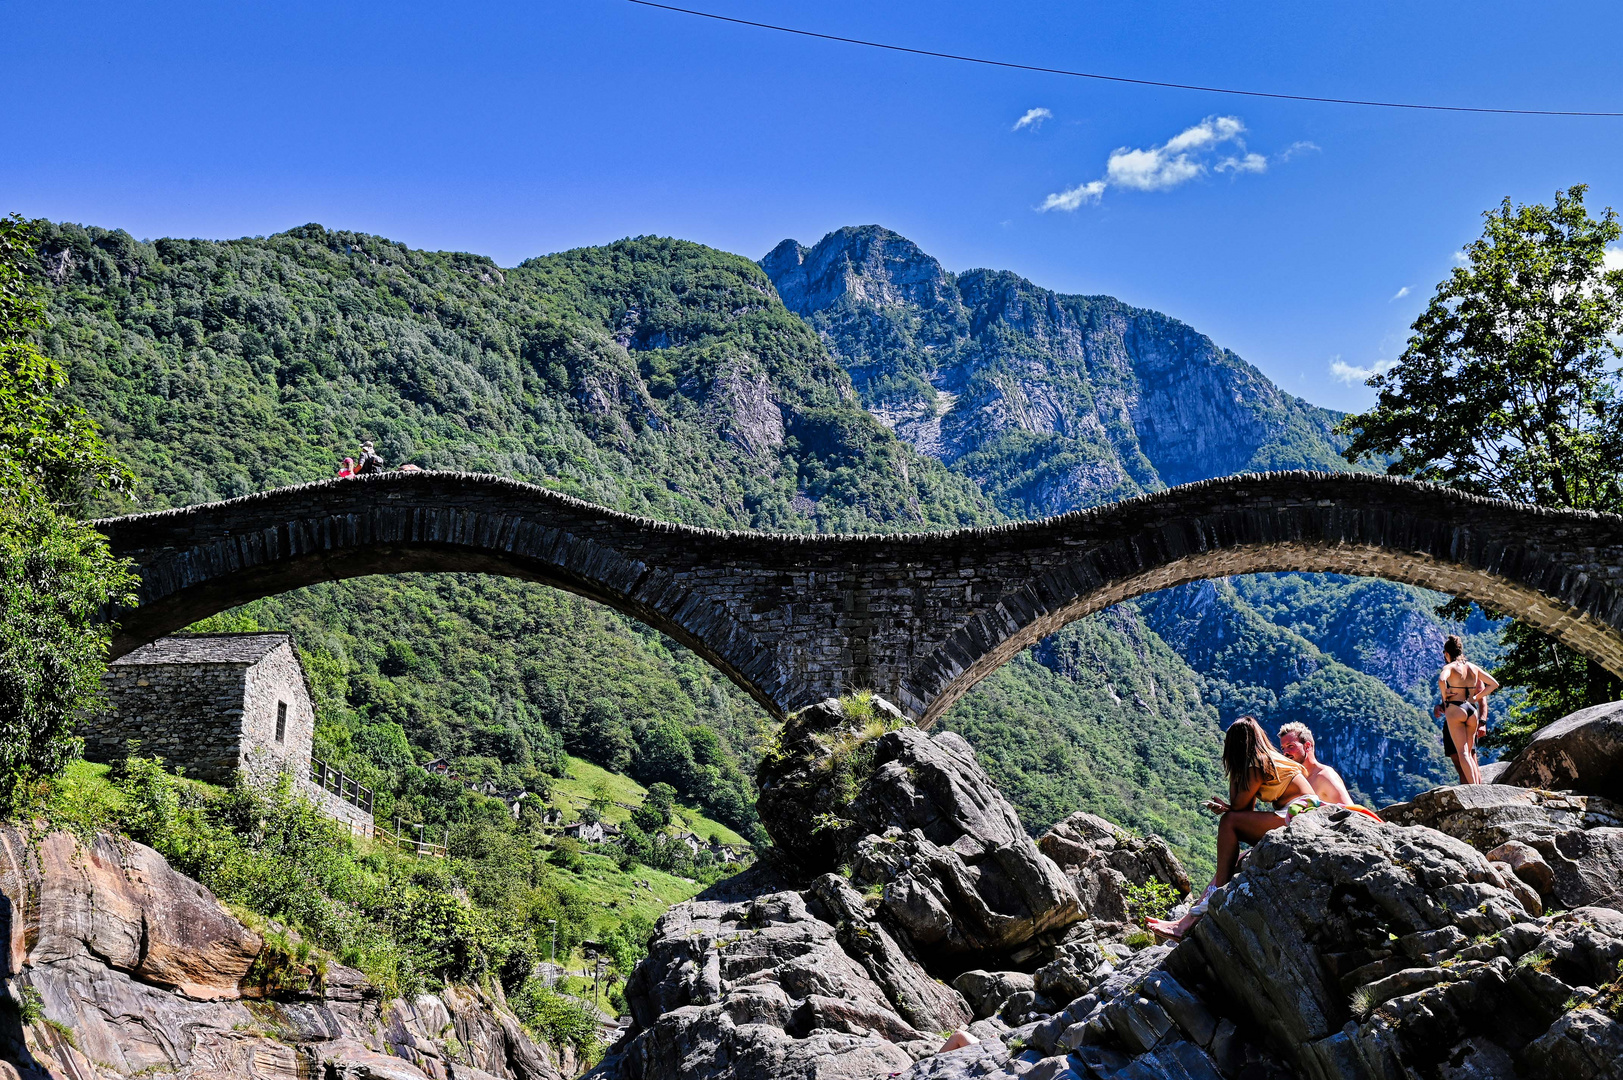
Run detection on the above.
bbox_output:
[1437,634,1497,785]
[354,440,387,475]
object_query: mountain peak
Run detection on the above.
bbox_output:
[761,225,954,317]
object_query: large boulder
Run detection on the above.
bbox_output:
[0,826,261,999]
[756,698,883,875]
[846,730,1081,963]
[1036,812,1190,927]
[1500,698,1623,799]
[599,869,943,1080]
[1383,783,1623,910]
[756,698,1081,966]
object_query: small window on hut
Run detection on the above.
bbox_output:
[276,701,287,743]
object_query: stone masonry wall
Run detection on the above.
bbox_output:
[299,779,374,837]
[97,470,1623,726]
[239,641,316,783]
[90,663,247,783]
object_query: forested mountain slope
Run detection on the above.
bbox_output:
[31,220,1225,867]
[763,225,1463,805]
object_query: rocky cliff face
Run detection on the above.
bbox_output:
[0,828,563,1080]
[761,226,1351,516]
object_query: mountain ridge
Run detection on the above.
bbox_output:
[762,225,1355,517]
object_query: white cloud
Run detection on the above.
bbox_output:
[1277,141,1320,161]
[1041,180,1106,211]
[1452,250,1469,264]
[1216,152,1268,175]
[1331,357,1398,385]
[1041,115,1303,211]
[1391,286,1411,300]
[1163,115,1244,153]
[1106,145,1206,191]
[1605,247,1623,273]
[1013,107,1053,132]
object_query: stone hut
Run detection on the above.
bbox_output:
[90,633,374,836]
[91,633,315,783]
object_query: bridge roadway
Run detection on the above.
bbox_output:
[94,471,1623,726]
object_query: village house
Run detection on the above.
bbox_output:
[90,633,374,836]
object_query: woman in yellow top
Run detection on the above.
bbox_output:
[1147,716,1318,942]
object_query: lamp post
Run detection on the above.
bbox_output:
[547,919,558,986]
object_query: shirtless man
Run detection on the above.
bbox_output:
[1277,722,1354,805]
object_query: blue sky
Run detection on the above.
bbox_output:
[6,0,1622,413]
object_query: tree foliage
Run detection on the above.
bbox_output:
[1338,186,1623,740]
[0,216,136,804]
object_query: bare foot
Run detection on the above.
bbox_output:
[1145,911,1199,943]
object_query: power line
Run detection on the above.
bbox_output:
[617,0,1623,118]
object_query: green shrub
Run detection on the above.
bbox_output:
[1122,880,1181,924]
[510,982,603,1061]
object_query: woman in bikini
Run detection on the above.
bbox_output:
[1437,634,1498,785]
[1146,716,1319,942]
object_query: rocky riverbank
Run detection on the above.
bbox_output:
[595,696,1623,1080]
[9,696,1623,1079]
[0,827,565,1080]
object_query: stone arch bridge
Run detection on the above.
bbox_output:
[95,471,1623,726]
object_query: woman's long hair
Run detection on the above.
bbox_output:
[1223,716,1278,796]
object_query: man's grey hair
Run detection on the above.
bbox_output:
[1277,721,1315,747]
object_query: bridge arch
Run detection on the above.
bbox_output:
[96,471,1623,725]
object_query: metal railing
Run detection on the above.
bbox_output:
[374,818,448,859]
[309,757,375,814]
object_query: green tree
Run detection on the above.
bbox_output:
[0,216,136,805]
[644,781,677,825]
[1338,186,1623,746]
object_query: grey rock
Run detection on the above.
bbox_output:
[1500,698,1623,801]
[806,873,972,1033]
[1484,839,1555,895]
[1521,1007,1623,1080]
[1542,827,1623,910]
[1489,862,1544,916]
[1140,972,1215,1048]
[755,698,871,874]
[1158,814,1623,1080]
[900,1038,1013,1080]
[1381,783,1623,850]
[757,701,1082,963]
[951,971,1034,1020]
[1036,813,1189,927]
[1110,1040,1224,1080]
[1032,942,1110,1005]
[1020,1056,1078,1080]
[1382,783,1623,911]
[997,990,1043,1026]
[602,883,932,1080]
[844,728,1080,959]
